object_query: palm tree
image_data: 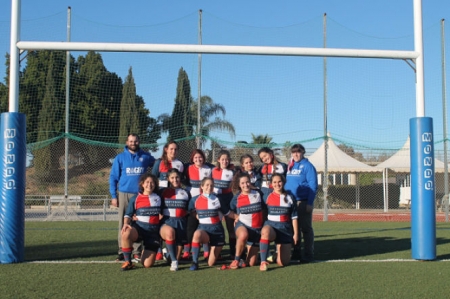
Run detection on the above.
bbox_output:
[251,133,274,146]
[191,95,235,148]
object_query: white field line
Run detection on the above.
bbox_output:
[25,259,450,264]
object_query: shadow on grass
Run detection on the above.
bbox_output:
[315,236,450,260]
[25,239,117,261]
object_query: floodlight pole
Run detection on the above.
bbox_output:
[197,9,202,149]
[64,6,71,203]
[441,19,449,222]
[323,13,329,221]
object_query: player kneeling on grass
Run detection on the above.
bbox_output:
[228,172,265,269]
[259,173,298,271]
[159,168,191,271]
[120,173,163,271]
[188,177,236,270]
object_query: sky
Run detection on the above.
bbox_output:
[1,0,449,158]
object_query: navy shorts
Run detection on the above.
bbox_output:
[198,223,225,247]
[160,217,188,245]
[132,223,161,252]
[235,221,261,246]
[263,220,293,245]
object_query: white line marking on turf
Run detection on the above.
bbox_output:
[25,259,450,264]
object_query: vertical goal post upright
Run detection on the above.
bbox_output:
[2,0,434,263]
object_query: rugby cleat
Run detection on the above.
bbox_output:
[132,254,141,263]
[170,261,178,272]
[120,261,135,271]
[155,252,164,261]
[229,260,239,270]
[189,262,199,271]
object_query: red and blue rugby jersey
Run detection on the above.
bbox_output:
[259,163,287,189]
[212,167,234,195]
[160,187,190,218]
[185,164,212,197]
[125,193,162,231]
[189,194,230,224]
[152,158,184,188]
[264,192,298,223]
[230,190,264,229]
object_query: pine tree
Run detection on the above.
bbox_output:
[0,53,10,113]
[166,68,195,159]
[119,67,139,144]
[34,52,65,181]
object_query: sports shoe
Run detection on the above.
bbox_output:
[162,248,171,263]
[267,254,277,263]
[182,251,191,260]
[239,259,247,268]
[156,252,164,261]
[203,251,210,259]
[115,253,124,262]
[189,262,199,271]
[120,261,135,271]
[132,254,141,263]
[229,260,239,270]
[260,261,269,271]
[170,261,178,272]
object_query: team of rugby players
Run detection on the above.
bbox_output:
[110,135,317,272]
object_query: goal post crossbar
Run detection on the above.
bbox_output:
[16,41,419,60]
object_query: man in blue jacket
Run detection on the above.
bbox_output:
[109,134,155,262]
[285,144,318,263]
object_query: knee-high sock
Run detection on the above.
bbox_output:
[123,247,132,262]
[166,240,177,261]
[191,242,201,264]
[259,239,270,262]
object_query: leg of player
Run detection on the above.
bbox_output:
[120,226,139,271]
[259,225,276,271]
[230,225,248,269]
[190,230,210,270]
[276,243,292,267]
[141,249,157,268]
[160,225,177,261]
[225,217,236,259]
[245,245,259,267]
[208,245,223,267]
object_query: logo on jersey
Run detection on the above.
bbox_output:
[126,167,145,174]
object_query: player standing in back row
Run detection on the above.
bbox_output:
[110,134,155,263]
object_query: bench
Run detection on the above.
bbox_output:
[49,195,82,205]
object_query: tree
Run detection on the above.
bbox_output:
[337,143,365,162]
[251,133,274,145]
[117,68,160,150]
[282,141,293,159]
[119,67,139,144]
[71,51,123,167]
[164,68,195,160]
[19,50,60,144]
[135,94,161,152]
[33,52,65,181]
[190,95,235,148]
[0,53,10,113]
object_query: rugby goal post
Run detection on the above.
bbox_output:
[1,0,434,263]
